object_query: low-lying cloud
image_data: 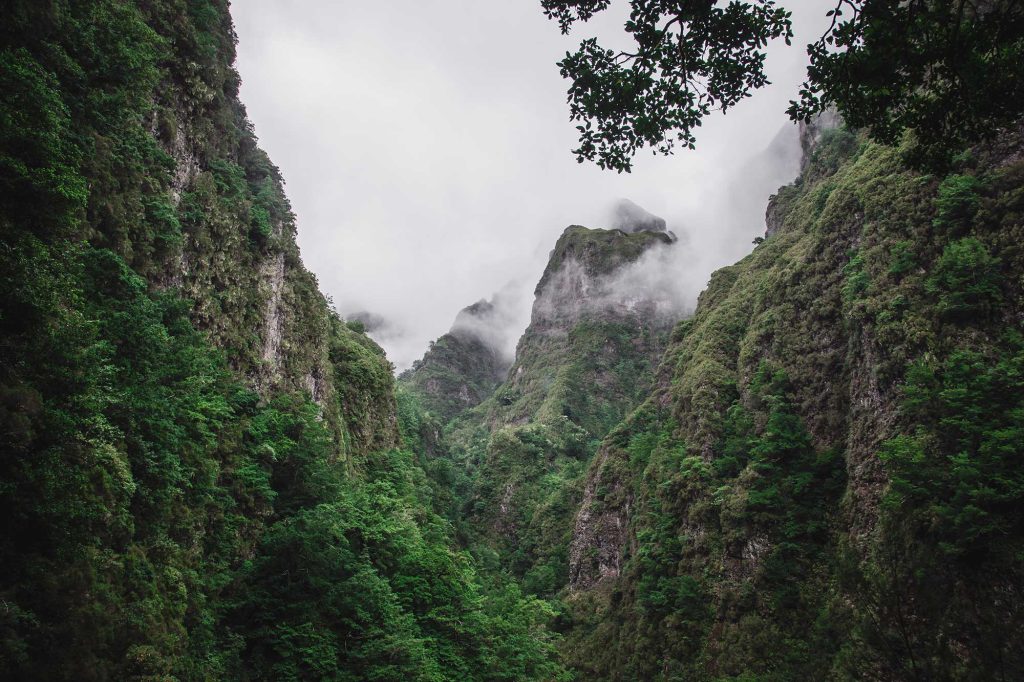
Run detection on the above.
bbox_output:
[449,282,532,365]
[232,1,827,370]
[532,123,802,329]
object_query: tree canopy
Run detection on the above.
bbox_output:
[542,0,1024,171]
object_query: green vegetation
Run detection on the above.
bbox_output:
[882,339,1024,557]
[542,0,1024,171]
[0,1,567,679]
[400,330,507,424]
[562,365,844,680]
[555,123,1024,678]
[224,446,568,682]
[926,237,1002,319]
[421,226,674,598]
[0,247,567,679]
[541,0,793,171]
[4,1,1024,680]
[856,336,1024,678]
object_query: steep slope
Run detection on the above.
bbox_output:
[441,224,682,593]
[488,225,677,432]
[400,296,514,423]
[7,4,1022,680]
[562,126,1024,679]
[0,3,566,679]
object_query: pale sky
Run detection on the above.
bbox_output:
[232,1,830,369]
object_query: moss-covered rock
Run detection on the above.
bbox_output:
[561,126,1024,680]
[435,224,683,595]
[400,298,513,423]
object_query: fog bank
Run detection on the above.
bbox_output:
[233,1,828,370]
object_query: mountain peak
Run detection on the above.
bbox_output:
[611,198,667,233]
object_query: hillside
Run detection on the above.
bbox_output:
[3,2,1024,681]
[400,296,514,423]
[409,223,683,595]
[0,2,566,679]
[405,118,1024,680]
[559,125,1024,679]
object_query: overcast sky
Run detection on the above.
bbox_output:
[232,1,830,370]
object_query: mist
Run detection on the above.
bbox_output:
[449,282,530,365]
[232,1,829,370]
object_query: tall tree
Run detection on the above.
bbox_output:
[542,0,1024,171]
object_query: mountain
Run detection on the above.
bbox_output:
[611,198,669,234]
[407,116,1024,681]
[428,222,683,593]
[488,225,677,431]
[400,295,515,423]
[559,122,1024,679]
[0,3,566,679]
[3,2,1024,681]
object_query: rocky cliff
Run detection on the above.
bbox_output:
[0,3,566,679]
[489,225,677,431]
[144,4,400,457]
[561,124,1024,679]
[435,221,683,593]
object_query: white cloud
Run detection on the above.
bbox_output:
[232,1,830,369]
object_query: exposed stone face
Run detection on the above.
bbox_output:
[842,327,898,543]
[167,119,199,207]
[529,226,676,330]
[798,107,843,173]
[143,38,398,454]
[260,250,286,375]
[492,226,679,433]
[568,444,631,590]
[764,191,787,238]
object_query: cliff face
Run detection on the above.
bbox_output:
[2,0,398,458]
[562,127,1024,679]
[400,297,513,422]
[437,223,682,593]
[146,3,399,456]
[0,4,566,680]
[490,226,677,432]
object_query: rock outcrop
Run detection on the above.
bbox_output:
[146,17,400,456]
[440,223,686,592]
[490,225,677,431]
[400,296,514,422]
[798,107,844,172]
[567,443,631,590]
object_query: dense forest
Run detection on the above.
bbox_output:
[0,2,566,679]
[2,1,1024,680]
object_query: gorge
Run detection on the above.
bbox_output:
[2,2,1023,681]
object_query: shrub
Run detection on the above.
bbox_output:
[932,174,981,230]
[926,237,1002,319]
